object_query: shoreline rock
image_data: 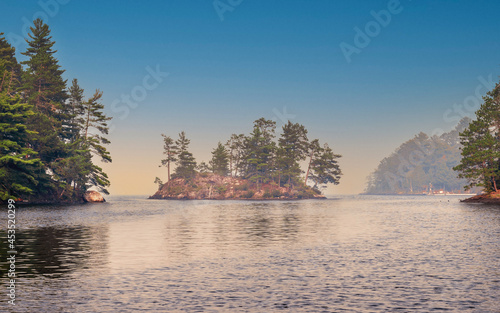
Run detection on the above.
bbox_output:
[460,191,500,204]
[83,191,106,203]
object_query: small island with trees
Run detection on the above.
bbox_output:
[150,118,342,200]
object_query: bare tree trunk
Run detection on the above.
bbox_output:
[84,102,91,140]
[304,149,314,185]
[0,71,6,92]
[6,71,14,95]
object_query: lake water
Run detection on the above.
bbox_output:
[1,195,499,312]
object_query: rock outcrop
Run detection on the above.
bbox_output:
[149,173,326,200]
[460,191,500,204]
[83,191,106,203]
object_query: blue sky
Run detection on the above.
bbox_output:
[1,0,500,194]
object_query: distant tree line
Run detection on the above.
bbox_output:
[454,79,500,193]
[365,118,470,194]
[158,118,342,191]
[0,19,111,202]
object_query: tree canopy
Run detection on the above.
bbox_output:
[0,19,112,202]
[365,119,470,194]
[159,118,342,192]
[454,80,500,193]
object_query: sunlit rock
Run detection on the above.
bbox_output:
[83,191,105,203]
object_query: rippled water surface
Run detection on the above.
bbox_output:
[1,195,500,312]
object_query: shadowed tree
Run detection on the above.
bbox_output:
[454,82,500,192]
[160,134,177,182]
[0,93,43,200]
[0,32,21,95]
[210,142,229,176]
[308,143,342,188]
[225,133,245,177]
[278,121,309,188]
[173,131,197,179]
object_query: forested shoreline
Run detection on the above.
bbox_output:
[365,77,500,200]
[0,19,111,203]
[364,118,470,195]
[152,118,342,199]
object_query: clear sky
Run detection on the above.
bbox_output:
[1,0,500,195]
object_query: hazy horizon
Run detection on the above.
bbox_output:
[2,0,500,195]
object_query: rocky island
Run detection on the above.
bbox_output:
[150,118,342,201]
[149,173,326,200]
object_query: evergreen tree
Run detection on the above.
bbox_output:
[173,131,197,179]
[308,143,342,188]
[79,90,112,194]
[210,142,229,175]
[160,134,177,182]
[277,121,309,187]
[19,19,69,198]
[225,133,245,177]
[154,177,163,190]
[0,93,42,200]
[454,83,500,192]
[0,32,21,95]
[21,18,67,113]
[242,118,276,187]
[64,79,85,143]
[197,161,211,173]
[0,20,112,202]
[305,139,320,185]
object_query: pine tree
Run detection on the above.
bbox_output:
[79,90,112,193]
[173,131,197,179]
[454,82,500,192]
[64,79,85,143]
[19,19,69,199]
[225,133,245,177]
[154,177,163,190]
[0,32,21,95]
[21,18,67,113]
[308,143,342,188]
[210,142,229,176]
[278,121,309,187]
[305,139,320,185]
[0,93,43,200]
[160,134,177,182]
[242,118,276,187]
[197,161,211,173]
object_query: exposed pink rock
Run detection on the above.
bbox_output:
[149,173,326,200]
[83,191,105,203]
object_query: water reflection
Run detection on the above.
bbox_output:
[0,225,108,279]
